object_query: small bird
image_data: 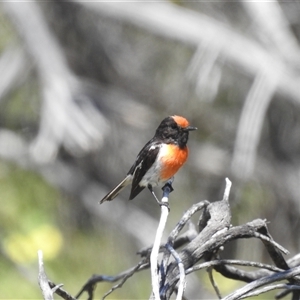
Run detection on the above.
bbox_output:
[100,115,197,204]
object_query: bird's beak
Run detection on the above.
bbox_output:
[186,126,197,131]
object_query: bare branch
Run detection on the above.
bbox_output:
[223,265,300,300]
[102,260,149,300]
[76,259,149,299]
[223,177,232,203]
[186,259,284,277]
[38,250,53,300]
[165,243,186,300]
[168,201,210,245]
[208,267,222,299]
[150,180,173,300]
[240,284,300,300]
[33,178,300,300]
[48,281,76,300]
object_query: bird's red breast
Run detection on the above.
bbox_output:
[159,144,189,181]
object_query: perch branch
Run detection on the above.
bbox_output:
[150,180,173,300]
[38,250,53,300]
[162,178,232,298]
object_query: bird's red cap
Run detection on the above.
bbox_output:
[172,115,190,128]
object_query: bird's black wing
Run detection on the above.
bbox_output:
[127,139,160,200]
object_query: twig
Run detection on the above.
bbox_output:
[102,260,148,300]
[276,288,294,299]
[168,200,210,245]
[186,259,284,277]
[223,265,300,300]
[38,250,53,300]
[76,259,149,299]
[165,243,186,300]
[253,232,289,255]
[223,178,232,203]
[256,219,300,300]
[48,281,76,300]
[162,178,233,298]
[150,180,173,300]
[208,267,222,299]
[240,284,300,300]
[161,201,209,274]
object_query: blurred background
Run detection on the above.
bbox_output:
[1,1,300,299]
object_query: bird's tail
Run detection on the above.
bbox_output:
[100,175,132,204]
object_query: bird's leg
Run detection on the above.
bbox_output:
[148,185,170,210]
[162,177,174,197]
[148,184,161,204]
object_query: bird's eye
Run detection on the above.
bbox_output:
[171,123,177,129]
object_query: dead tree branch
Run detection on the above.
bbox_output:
[36,179,300,300]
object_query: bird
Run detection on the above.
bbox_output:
[100,115,197,204]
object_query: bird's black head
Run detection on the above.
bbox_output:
[155,115,197,148]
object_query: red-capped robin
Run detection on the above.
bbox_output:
[100,115,197,204]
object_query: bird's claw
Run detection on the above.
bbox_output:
[157,200,170,211]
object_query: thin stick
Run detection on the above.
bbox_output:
[186,259,284,275]
[166,243,186,300]
[150,181,173,300]
[223,178,232,203]
[253,232,289,255]
[102,260,148,300]
[223,265,300,300]
[208,267,222,299]
[38,250,53,300]
[240,284,300,300]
